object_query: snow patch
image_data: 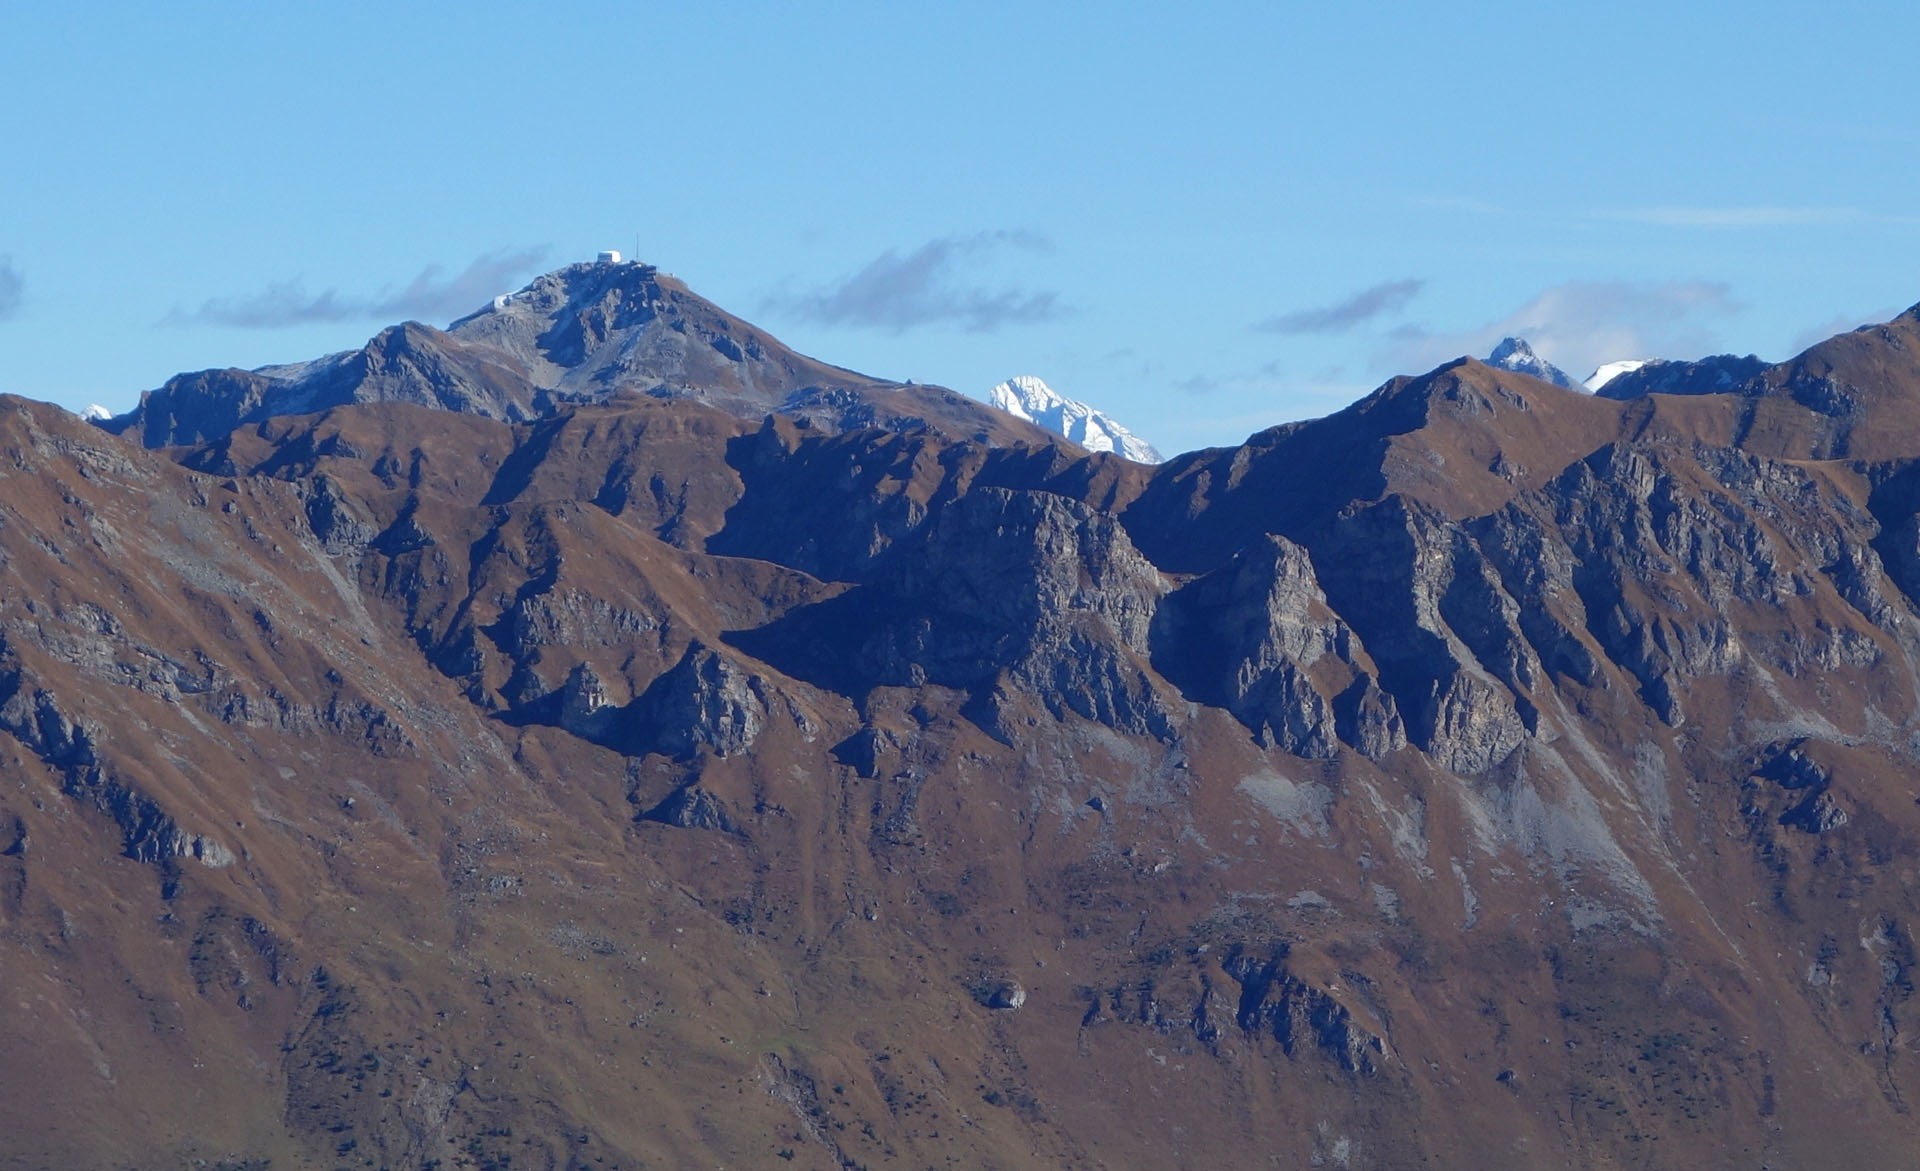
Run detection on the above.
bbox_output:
[1583,359,1648,393]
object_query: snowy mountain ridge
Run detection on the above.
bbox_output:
[1485,337,1578,390]
[1584,359,1649,393]
[987,375,1163,463]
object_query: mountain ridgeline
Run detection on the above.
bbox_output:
[102,259,1054,450]
[7,269,1920,1168]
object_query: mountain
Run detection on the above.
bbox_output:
[12,296,1920,1167]
[1484,335,1577,389]
[987,374,1163,462]
[1591,352,1769,400]
[1582,358,1647,392]
[1587,306,1920,459]
[100,258,1057,451]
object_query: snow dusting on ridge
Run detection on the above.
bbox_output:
[1584,360,1650,393]
[1485,338,1579,390]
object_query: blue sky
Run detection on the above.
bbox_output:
[3,2,1917,455]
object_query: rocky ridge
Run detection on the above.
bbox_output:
[5,298,1920,1167]
[102,259,1058,451]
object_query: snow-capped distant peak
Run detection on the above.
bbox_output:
[1583,360,1649,393]
[987,375,1163,463]
[1485,337,1577,390]
[81,404,113,421]
[988,374,1057,424]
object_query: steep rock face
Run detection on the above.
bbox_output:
[1152,534,1401,758]
[735,486,1174,737]
[911,487,1171,736]
[624,642,767,759]
[1518,442,1901,727]
[1224,946,1390,1076]
[709,415,1150,584]
[1309,496,1535,775]
[120,366,282,448]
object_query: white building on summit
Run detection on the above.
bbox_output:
[596,250,623,264]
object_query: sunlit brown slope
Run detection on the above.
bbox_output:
[8,307,1920,1169]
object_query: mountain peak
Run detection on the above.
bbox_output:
[988,375,1163,463]
[1484,337,1578,390]
[995,373,1058,406]
[102,261,1055,450]
[1487,336,1538,363]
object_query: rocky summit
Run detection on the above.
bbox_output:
[101,259,1050,451]
[1484,336,1577,390]
[8,275,1920,1169]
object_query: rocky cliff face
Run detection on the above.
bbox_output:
[10,303,1920,1168]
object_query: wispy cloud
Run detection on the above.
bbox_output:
[766,231,1066,332]
[1255,279,1424,335]
[164,246,549,329]
[1406,195,1516,217]
[1417,197,1920,230]
[1599,205,1870,229]
[1174,358,1289,397]
[1155,376,1375,447]
[1384,280,1742,382]
[1788,305,1907,353]
[1600,205,1920,229]
[0,256,22,321]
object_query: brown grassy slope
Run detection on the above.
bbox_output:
[5,371,1920,1169]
